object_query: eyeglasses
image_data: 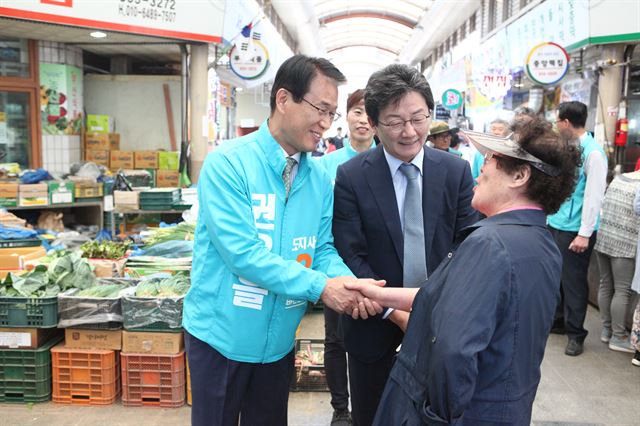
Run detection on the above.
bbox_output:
[302,98,341,122]
[378,114,431,133]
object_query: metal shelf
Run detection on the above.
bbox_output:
[6,201,103,210]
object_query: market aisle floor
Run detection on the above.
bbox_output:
[2,305,639,426]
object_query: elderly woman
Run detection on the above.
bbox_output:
[347,118,580,425]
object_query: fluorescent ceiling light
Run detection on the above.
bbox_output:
[90,31,107,39]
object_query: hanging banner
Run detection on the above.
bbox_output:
[40,63,83,135]
[229,39,269,80]
[0,0,224,43]
[525,42,570,85]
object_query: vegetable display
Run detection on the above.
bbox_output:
[134,274,190,297]
[0,252,95,298]
[144,222,195,247]
[80,240,131,259]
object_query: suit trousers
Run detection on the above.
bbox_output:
[348,347,397,426]
[185,330,294,426]
[324,306,349,411]
[550,227,597,342]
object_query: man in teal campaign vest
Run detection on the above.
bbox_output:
[548,101,607,357]
[183,55,383,426]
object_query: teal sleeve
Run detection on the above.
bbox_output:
[199,154,327,302]
[309,173,354,302]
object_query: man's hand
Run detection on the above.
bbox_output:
[569,235,589,253]
[321,277,385,317]
[389,310,410,332]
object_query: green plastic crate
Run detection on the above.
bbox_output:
[0,337,62,403]
[0,297,58,328]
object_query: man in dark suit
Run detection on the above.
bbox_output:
[332,64,478,426]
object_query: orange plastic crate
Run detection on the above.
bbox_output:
[121,351,185,408]
[51,344,120,405]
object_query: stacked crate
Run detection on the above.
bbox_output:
[0,331,62,403]
[121,283,186,408]
[138,188,181,211]
[51,344,120,405]
[53,278,133,405]
[0,280,61,403]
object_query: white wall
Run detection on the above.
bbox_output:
[235,89,270,129]
[84,74,181,151]
[589,0,640,39]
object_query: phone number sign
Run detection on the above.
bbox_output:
[0,0,224,43]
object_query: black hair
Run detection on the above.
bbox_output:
[270,55,346,113]
[558,101,588,128]
[364,64,434,125]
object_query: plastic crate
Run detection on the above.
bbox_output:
[0,297,58,328]
[57,279,137,329]
[51,344,120,405]
[290,339,329,392]
[121,351,185,408]
[0,337,62,403]
[122,294,184,332]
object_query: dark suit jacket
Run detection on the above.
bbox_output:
[333,144,479,363]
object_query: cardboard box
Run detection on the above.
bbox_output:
[64,329,122,350]
[0,327,62,349]
[48,181,75,204]
[87,114,114,134]
[85,149,110,167]
[85,133,110,150]
[122,331,184,354]
[75,181,103,198]
[109,133,120,150]
[156,170,180,188]
[110,151,135,170]
[18,183,48,207]
[0,182,19,208]
[0,246,46,270]
[114,190,140,210]
[87,257,127,278]
[158,151,180,170]
[0,182,19,198]
[134,151,158,169]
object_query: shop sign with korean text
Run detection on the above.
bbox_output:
[0,0,224,43]
[525,42,570,85]
[229,40,269,80]
[441,89,463,110]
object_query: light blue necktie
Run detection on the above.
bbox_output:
[283,157,297,200]
[399,163,427,287]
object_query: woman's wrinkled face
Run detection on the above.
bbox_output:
[471,152,515,216]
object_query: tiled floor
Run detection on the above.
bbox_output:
[1,306,639,426]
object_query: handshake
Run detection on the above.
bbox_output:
[320,276,386,319]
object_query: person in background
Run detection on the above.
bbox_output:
[345,119,581,425]
[331,127,345,150]
[471,118,511,182]
[332,64,478,426]
[629,186,640,366]
[426,121,459,155]
[318,88,376,426]
[447,129,464,157]
[319,89,376,183]
[183,54,383,426]
[549,101,608,357]
[594,169,640,353]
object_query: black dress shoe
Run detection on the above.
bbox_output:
[565,339,583,356]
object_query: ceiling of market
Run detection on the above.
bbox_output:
[0,0,475,81]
